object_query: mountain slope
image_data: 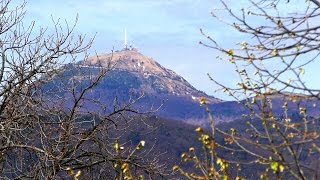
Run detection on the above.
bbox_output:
[75,50,222,124]
[82,50,221,103]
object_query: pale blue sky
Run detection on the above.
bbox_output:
[14,0,319,100]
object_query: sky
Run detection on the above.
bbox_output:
[13,0,319,100]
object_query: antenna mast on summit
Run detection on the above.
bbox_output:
[124,28,128,50]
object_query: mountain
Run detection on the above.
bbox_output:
[46,49,319,126]
[83,50,221,103]
[74,49,223,124]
